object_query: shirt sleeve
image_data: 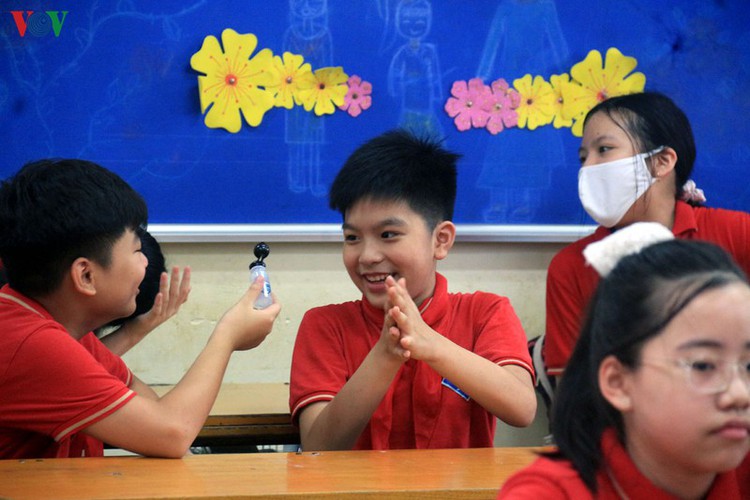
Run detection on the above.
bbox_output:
[544,250,587,376]
[543,236,603,377]
[715,208,750,278]
[80,332,133,387]
[289,306,353,423]
[470,292,534,381]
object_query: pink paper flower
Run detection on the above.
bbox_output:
[485,78,520,135]
[339,75,372,117]
[444,78,492,131]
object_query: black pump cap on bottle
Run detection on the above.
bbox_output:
[249,242,270,269]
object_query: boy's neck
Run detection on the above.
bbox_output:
[34,290,97,340]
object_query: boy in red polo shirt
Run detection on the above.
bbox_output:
[289,129,536,451]
[0,159,280,459]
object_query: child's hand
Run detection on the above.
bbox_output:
[380,310,411,361]
[131,266,192,334]
[101,266,193,356]
[385,276,439,363]
[215,276,281,351]
[374,289,410,362]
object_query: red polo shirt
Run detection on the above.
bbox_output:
[544,202,750,376]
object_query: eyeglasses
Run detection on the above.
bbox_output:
[641,358,750,395]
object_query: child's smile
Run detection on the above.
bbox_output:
[342,198,439,309]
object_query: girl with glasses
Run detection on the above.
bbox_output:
[499,225,749,499]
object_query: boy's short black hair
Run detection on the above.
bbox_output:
[328,129,459,229]
[0,158,148,297]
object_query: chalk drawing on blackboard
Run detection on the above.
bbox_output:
[475,0,569,223]
[0,2,204,170]
[373,0,403,54]
[387,0,444,138]
[283,0,332,197]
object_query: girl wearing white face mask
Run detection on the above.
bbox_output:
[577,145,665,228]
[541,92,750,387]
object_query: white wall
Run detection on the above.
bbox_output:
[122,240,565,446]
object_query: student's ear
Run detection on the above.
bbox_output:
[651,146,678,179]
[433,221,456,261]
[598,355,634,412]
[70,257,97,297]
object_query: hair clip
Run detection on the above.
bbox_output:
[583,222,674,277]
[680,179,706,204]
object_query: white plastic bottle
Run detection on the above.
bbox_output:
[249,242,272,309]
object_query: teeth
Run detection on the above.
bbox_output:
[364,274,390,283]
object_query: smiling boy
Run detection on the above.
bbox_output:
[289,129,536,451]
[0,159,280,458]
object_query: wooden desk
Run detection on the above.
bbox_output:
[150,383,298,448]
[0,447,542,499]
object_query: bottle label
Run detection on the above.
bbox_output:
[250,266,272,309]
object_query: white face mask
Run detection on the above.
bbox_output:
[578,147,663,228]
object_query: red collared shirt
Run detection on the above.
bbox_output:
[544,202,750,376]
[498,428,744,499]
[0,285,134,458]
[290,273,533,449]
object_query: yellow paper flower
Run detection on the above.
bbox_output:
[299,66,349,116]
[190,29,275,133]
[512,74,555,131]
[266,52,317,109]
[561,47,646,136]
[549,73,573,129]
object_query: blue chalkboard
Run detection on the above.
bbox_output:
[1,0,748,233]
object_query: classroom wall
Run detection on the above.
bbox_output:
[122,239,564,446]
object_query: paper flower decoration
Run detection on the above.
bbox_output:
[339,75,372,117]
[512,74,555,131]
[548,73,574,129]
[267,52,316,109]
[485,78,520,135]
[190,30,372,132]
[444,78,491,131]
[561,48,646,136]
[443,47,645,137]
[298,66,349,116]
[190,29,275,133]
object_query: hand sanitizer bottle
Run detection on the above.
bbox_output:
[249,242,272,309]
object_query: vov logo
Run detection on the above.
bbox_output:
[9,11,69,37]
